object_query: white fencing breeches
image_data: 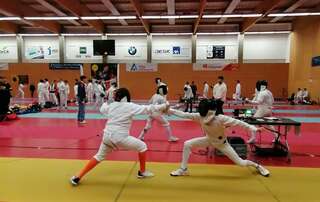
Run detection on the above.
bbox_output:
[94,135,147,162]
[17,89,24,98]
[180,137,257,169]
[252,108,277,139]
[87,90,94,103]
[38,92,45,106]
[43,90,50,102]
[140,115,172,139]
[49,93,58,105]
[59,92,68,108]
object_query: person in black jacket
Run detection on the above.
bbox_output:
[0,77,11,120]
[29,84,36,98]
[77,76,87,124]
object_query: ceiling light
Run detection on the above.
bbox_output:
[24,16,79,20]
[61,33,102,36]
[0,17,21,21]
[151,33,193,36]
[81,16,136,20]
[244,31,291,34]
[0,34,17,36]
[19,34,59,36]
[105,33,147,36]
[197,32,239,35]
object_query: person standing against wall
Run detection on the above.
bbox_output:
[203,81,209,98]
[49,80,58,106]
[37,80,45,107]
[16,82,25,99]
[29,83,35,98]
[212,76,227,115]
[58,79,66,109]
[184,82,193,112]
[235,80,241,100]
[43,79,50,103]
[74,79,78,105]
[190,81,197,102]
[86,79,94,103]
[65,80,70,107]
[77,76,87,124]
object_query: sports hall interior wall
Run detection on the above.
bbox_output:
[1,63,288,100]
[119,63,288,100]
[289,16,320,102]
[0,63,91,98]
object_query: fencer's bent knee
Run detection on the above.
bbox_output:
[138,141,148,152]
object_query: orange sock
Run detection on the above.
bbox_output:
[77,158,100,179]
[138,151,146,173]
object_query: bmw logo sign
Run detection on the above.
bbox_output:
[128,46,137,55]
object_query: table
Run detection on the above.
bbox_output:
[238,117,301,163]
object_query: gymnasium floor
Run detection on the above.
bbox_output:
[1,101,320,202]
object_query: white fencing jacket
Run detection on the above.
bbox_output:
[213,82,227,101]
[100,101,167,143]
[169,109,257,144]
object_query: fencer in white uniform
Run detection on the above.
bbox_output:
[74,82,78,104]
[65,81,70,107]
[37,80,45,107]
[58,80,67,109]
[43,79,50,102]
[169,99,270,177]
[138,85,179,142]
[106,82,117,103]
[17,82,25,98]
[70,88,169,186]
[235,80,241,100]
[295,88,303,103]
[203,82,209,98]
[95,81,105,109]
[246,80,277,144]
[49,81,58,105]
[86,80,94,103]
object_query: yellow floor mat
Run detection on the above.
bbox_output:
[0,158,318,202]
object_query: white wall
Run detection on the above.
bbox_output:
[243,33,290,63]
[107,36,148,63]
[0,33,291,64]
[23,36,60,63]
[0,37,18,63]
[64,36,102,63]
[196,34,238,64]
[152,35,192,63]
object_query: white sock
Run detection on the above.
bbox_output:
[165,126,173,139]
[181,144,191,170]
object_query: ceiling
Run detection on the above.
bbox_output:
[0,0,320,34]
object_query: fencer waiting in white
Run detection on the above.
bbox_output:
[246,80,277,144]
[169,99,270,177]
[70,88,170,186]
[17,82,25,99]
[86,79,94,103]
[138,85,179,142]
[203,81,209,98]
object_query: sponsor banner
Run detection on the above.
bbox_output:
[0,63,9,70]
[126,63,158,72]
[153,46,190,57]
[65,37,102,60]
[193,62,239,71]
[0,37,18,61]
[49,63,83,70]
[25,45,59,60]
